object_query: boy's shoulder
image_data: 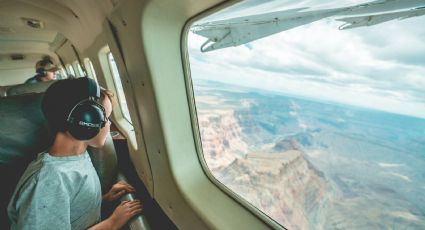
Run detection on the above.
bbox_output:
[15,153,47,190]
[17,152,90,191]
[10,153,89,206]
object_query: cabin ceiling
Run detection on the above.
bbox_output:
[0,0,114,63]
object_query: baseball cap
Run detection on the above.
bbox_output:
[35,59,59,72]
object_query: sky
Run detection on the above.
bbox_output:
[187,0,425,119]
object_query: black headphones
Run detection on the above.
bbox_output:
[66,78,107,140]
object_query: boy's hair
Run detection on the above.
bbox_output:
[42,78,114,132]
[100,88,116,107]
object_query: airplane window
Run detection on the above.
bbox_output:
[57,67,67,79]
[77,64,84,77]
[107,52,132,124]
[84,58,98,82]
[66,64,76,77]
[186,0,425,229]
[73,61,84,77]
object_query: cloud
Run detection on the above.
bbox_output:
[188,0,425,118]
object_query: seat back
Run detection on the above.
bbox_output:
[0,92,117,227]
[0,93,52,164]
[88,135,118,192]
[6,81,55,97]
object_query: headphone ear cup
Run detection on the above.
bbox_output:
[36,68,44,75]
[67,101,106,140]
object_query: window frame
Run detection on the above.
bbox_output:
[183,1,425,229]
[106,52,133,124]
[98,46,138,150]
[181,5,288,230]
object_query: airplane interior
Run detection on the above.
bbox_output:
[1,0,424,229]
[0,0,273,229]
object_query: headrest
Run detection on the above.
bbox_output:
[0,93,53,164]
[6,81,55,97]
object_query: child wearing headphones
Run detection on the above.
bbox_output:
[8,78,142,229]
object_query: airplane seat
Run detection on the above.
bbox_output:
[87,135,118,193]
[0,92,118,228]
[6,81,55,97]
[0,86,8,97]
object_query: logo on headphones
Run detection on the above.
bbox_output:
[79,121,101,128]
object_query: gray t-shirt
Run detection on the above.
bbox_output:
[8,151,102,230]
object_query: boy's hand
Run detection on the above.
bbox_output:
[108,200,143,230]
[103,181,136,202]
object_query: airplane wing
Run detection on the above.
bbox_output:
[192,7,345,52]
[192,0,425,52]
[337,6,425,30]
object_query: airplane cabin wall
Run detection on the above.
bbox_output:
[98,19,153,192]
[1,0,277,228]
[0,0,112,86]
[56,41,78,68]
[106,0,209,228]
[56,0,155,206]
[79,32,109,88]
[0,68,33,86]
[106,0,271,229]
[0,54,44,86]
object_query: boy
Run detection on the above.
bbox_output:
[25,58,59,84]
[8,78,141,229]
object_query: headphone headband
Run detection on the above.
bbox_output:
[86,77,100,99]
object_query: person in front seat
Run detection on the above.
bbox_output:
[7,78,142,230]
[24,58,59,84]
